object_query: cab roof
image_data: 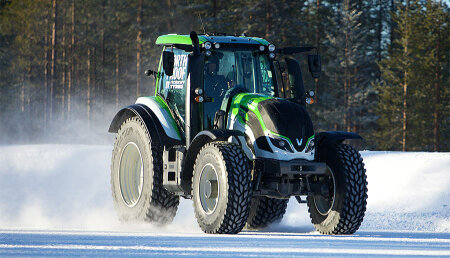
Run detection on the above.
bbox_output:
[155,34,270,46]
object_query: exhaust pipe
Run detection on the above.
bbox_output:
[190,31,200,56]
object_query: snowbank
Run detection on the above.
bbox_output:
[359,151,450,232]
[280,151,450,233]
[0,145,448,233]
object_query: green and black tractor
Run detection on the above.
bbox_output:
[108,31,368,234]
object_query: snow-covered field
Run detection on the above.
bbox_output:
[0,145,449,256]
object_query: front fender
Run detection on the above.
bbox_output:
[315,131,363,161]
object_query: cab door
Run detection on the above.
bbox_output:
[159,48,189,125]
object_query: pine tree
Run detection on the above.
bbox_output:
[412,0,449,151]
[324,0,373,134]
[374,0,449,151]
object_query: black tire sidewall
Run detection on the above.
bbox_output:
[111,118,154,221]
[192,144,228,231]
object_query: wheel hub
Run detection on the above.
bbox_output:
[118,142,144,207]
[313,165,336,216]
[204,180,218,199]
[199,164,219,214]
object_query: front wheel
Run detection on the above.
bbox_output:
[307,144,368,234]
[192,141,252,234]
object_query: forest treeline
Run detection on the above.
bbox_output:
[0,0,448,150]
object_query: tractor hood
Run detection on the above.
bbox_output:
[228,93,315,160]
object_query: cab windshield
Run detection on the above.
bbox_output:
[204,49,275,97]
[202,48,275,129]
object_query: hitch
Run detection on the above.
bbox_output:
[253,159,328,198]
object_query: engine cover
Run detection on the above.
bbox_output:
[227,93,315,161]
[257,98,314,152]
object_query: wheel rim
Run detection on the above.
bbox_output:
[199,164,219,214]
[119,142,144,207]
[313,165,336,216]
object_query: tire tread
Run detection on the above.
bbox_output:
[193,141,252,234]
[246,197,289,229]
[307,144,368,234]
[111,116,179,225]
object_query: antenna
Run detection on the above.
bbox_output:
[198,14,206,35]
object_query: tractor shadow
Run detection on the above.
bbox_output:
[243,223,315,235]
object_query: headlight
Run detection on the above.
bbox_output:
[204,42,212,50]
[205,50,212,56]
[259,45,265,51]
[269,52,276,59]
[268,134,293,153]
[305,138,315,153]
[214,43,220,49]
[268,44,276,52]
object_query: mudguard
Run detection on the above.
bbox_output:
[108,96,183,147]
[181,129,245,193]
[314,131,363,161]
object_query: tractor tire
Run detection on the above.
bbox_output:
[307,144,368,234]
[111,116,179,225]
[192,141,252,234]
[246,197,289,229]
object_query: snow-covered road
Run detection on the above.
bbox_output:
[0,145,449,256]
[1,230,449,256]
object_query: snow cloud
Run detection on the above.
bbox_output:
[0,145,448,233]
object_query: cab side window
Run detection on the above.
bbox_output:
[159,48,189,123]
[258,55,274,95]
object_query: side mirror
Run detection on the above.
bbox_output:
[308,54,321,79]
[163,51,174,76]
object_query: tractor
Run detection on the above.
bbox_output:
[108,31,368,234]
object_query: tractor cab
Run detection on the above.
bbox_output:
[152,32,320,148]
[154,34,277,130]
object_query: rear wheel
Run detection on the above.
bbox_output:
[307,144,368,234]
[192,141,252,234]
[246,197,289,229]
[111,116,179,225]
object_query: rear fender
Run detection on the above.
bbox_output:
[108,97,183,147]
[315,131,363,161]
[135,96,183,141]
